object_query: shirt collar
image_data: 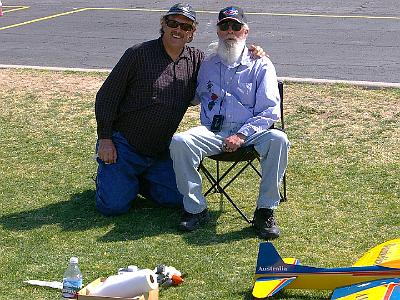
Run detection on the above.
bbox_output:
[158,36,192,61]
[240,47,253,66]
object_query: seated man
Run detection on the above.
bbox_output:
[170,6,290,239]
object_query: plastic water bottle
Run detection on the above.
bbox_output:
[62,257,83,299]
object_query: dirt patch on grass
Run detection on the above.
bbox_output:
[0,69,106,95]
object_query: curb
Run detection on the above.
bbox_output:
[0,64,111,73]
[1,64,399,89]
[279,76,400,89]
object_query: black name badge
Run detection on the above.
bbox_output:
[210,115,224,132]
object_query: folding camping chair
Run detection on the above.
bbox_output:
[198,80,287,224]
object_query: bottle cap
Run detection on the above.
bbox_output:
[69,257,78,264]
[127,265,138,272]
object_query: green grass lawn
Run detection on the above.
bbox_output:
[0,69,399,299]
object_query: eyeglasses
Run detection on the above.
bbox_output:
[165,19,194,31]
[218,21,243,32]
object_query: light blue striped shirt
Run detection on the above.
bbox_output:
[195,46,281,137]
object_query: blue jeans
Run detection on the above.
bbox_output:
[95,132,183,216]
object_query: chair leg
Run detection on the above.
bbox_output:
[200,164,219,194]
[218,160,258,192]
[281,173,287,202]
[203,160,243,196]
[198,147,284,224]
[199,160,256,224]
[223,191,253,224]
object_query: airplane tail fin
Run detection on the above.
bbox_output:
[255,242,286,274]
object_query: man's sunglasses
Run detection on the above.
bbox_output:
[165,19,194,32]
[218,21,243,32]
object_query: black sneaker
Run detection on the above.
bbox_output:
[179,209,209,232]
[252,208,280,239]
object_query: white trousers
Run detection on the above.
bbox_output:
[169,124,290,214]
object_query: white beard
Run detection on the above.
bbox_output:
[216,38,246,66]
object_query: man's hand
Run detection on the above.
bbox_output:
[248,44,269,59]
[222,133,246,152]
[97,139,117,164]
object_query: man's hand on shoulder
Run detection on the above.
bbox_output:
[97,139,117,164]
[248,44,269,59]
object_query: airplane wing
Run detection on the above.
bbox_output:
[353,239,400,267]
[331,278,400,300]
[283,257,301,265]
[252,277,296,298]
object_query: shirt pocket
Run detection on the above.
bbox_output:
[237,82,253,95]
[235,82,254,106]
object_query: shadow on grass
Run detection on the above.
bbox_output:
[0,189,109,232]
[0,189,258,244]
[180,221,257,246]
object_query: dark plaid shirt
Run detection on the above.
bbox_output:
[95,37,204,157]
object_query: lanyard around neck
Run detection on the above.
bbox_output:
[218,63,241,114]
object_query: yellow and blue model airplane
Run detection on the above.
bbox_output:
[253,239,400,299]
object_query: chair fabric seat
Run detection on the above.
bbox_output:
[208,146,258,162]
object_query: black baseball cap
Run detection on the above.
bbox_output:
[217,6,247,25]
[165,3,196,22]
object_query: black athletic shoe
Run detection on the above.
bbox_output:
[179,209,209,232]
[252,208,280,239]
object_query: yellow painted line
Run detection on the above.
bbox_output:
[1,6,398,32]
[0,7,171,31]
[0,8,90,31]
[89,7,167,12]
[2,5,30,13]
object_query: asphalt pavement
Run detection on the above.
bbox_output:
[1,0,399,83]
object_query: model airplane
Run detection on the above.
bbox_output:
[252,239,400,299]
